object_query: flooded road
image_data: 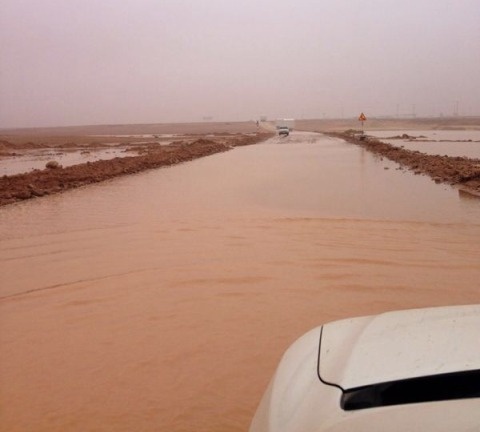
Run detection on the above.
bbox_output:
[1,132,480,431]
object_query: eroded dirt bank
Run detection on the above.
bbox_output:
[0,133,272,206]
[329,131,480,196]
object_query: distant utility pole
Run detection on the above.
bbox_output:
[396,104,399,118]
[454,100,459,116]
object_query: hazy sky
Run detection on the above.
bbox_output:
[1,0,479,128]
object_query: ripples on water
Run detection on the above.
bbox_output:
[1,132,480,431]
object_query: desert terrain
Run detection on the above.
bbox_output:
[1,117,479,206]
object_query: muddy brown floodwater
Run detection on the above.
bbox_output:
[1,132,480,432]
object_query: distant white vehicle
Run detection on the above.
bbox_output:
[275,118,295,131]
[250,304,480,432]
[278,127,290,137]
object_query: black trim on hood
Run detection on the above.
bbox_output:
[341,369,480,410]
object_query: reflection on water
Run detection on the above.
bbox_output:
[1,132,480,431]
[368,130,480,159]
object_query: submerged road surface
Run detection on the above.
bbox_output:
[1,132,480,431]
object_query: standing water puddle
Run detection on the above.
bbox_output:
[0,148,138,176]
[368,130,480,159]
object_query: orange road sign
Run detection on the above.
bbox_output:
[358,113,367,121]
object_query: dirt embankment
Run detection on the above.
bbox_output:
[0,133,272,207]
[329,131,480,196]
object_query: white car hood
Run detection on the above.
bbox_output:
[319,304,480,390]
